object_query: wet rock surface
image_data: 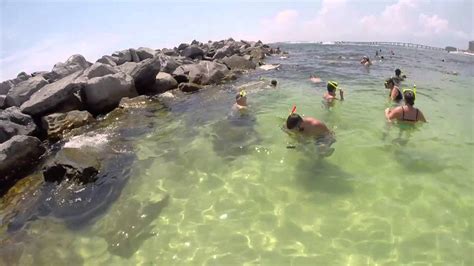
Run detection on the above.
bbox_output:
[0,107,37,143]
[41,110,94,140]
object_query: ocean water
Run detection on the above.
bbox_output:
[1,44,473,265]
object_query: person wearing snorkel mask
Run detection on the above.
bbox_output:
[385,87,426,123]
[360,56,372,66]
[233,90,248,111]
[323,81,344,103]
[385,77,402,102]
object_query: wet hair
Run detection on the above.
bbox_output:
[286,113,303,129]
[271,80,277,86]
[385,78,394,87]
[404,90,415,106]
[395,69,401,76]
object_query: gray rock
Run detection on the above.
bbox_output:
[130,48,140,63]
[177,43,189,51]
[222,55,256,70]
[212,45,235,60]
[181,45,204,59]
[41,110,94,140]
[118,95,150,109]
[0,73,31,95]
[248,47,266,64]
[43,147,100,184]
[97,55,119,66]
[178,82,203,93]
[5,76,48,107]
[136,47,156,61]
[161,48,179,56]
[45,55,91,82]
[158,55,180,74]
[128,57,161,94]
[0,107,37,143]
[173,61,229,85]
[81,72,137,114]
[112,49,132,65]
[83,63,119,79]
[0,135,45,184]
[20,71,84,116]
[117,62,138,75]
[153,72,178,93]
[0,95,5,109]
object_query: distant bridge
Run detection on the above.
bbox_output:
[334,41,444,51]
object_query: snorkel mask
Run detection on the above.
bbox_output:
[238,90,247,99]
[327,81,338,92]
[402,84,417,99]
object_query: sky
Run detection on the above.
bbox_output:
[0,0,472,81]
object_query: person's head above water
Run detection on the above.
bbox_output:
[384,78,394,89]
[235,90,247,105]
[327,81,338,93]
[395,69,401,77]
[286,113,303,130]
[403,89,415,106]
[271,80,277,86]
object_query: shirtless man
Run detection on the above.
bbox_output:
[232,90,248,113]
[323,81,344,103]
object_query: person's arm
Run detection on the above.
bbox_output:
[390,88,399,101]
[339,89,344,101]
[385,107,400,122]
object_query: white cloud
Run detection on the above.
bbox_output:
[419,14,449,34]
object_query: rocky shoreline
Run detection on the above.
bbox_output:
[0,38,283,197]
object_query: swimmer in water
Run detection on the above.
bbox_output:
[232,90,248,113]
[323,81,344,103]
[385,78,402,102]
[392,68,406,85]
[360,56,372,66]
[270,80,277,87]
[385,88,426,123]
[310,75,322,83]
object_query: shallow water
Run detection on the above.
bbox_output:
[1,44,473,265]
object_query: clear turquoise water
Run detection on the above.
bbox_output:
[1,44,473,265]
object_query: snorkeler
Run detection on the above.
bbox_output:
[360,56,372,66]
[323,81,344,102]
[270,80,278,87]
[385,78,402,102]
[392,68,406,85]
[286,113,332,138]
[385,87,426,123]
[232,90,248,113]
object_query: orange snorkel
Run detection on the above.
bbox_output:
[290,105,296,115]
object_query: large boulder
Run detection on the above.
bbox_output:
[248,47,266,64]
[222,55,256,70]
[96,55,119,66]
[136,47,157,61]
[161,48,179,56]
[128,57,161,94]
[5,76,48,107]
[41,110,95,140]
[181,45,204,59]
[82,63,119,79]
[112,49,132,65]
[0,72,32,95]
[0,135,46,189]
[177,43,189,51]
[0,95,5,109]
[158,55,180,74]
[43,147,100,184]
[153,72,178,93]
[81,72,137,114]
[20,71,84,116]
[0,107,37,143]
[178,82,203,93]
[44,55,91,82]
[130,48,140,63]
[212,45,235,60]
[173,61,229,85]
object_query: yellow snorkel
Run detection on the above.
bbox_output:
[328,81,338,91]
[402,84,417,99]
[239,90,247,98]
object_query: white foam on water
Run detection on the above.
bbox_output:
[64,133,110,149]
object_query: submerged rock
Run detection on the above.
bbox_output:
[5,76,48,107]
[0,107,37,143]
[20,71,84,116]
[81,72,137,114]
[43,147,100,184]
[0,135,45,194]
[41,110,95,140]
[178,82,203,93]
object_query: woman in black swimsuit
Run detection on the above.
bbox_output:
[385,78,403,102]
[384,90,427,123]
